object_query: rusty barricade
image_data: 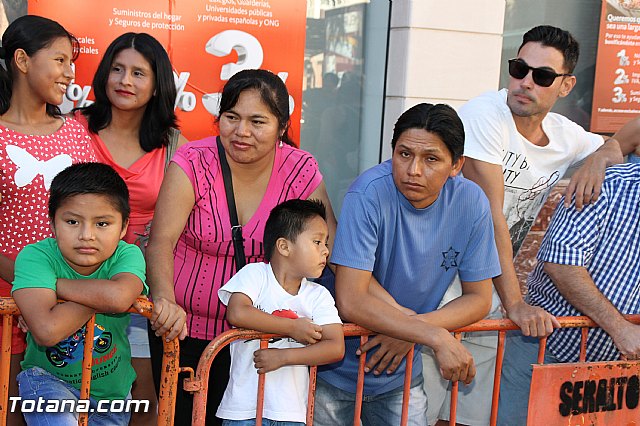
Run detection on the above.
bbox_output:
[0,297,180,426]
[451,314,640,426]
[183,323,415,425]
[183,315,640,426]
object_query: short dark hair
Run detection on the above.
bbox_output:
[263,199,327,262]
[391,103,464,162]
[49,163,130,223]
[0,15,79,116]
[519,25,579,73]
[80,33,177,152]
[218,69,294,146]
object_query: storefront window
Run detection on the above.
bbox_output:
[500,0,602,131]
[302,0,390,215]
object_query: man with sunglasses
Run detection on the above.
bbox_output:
[424,25,640,426]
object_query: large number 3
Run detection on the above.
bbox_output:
[201,30,293,117]
[202,30,263,116]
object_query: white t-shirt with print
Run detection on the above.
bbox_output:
[436,89,604,323]
[460,89,604,254]
[217,262,341,423]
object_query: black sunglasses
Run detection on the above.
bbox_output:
[508,59,572,87]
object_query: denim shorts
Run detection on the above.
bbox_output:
[497,330,559,426]
[17,367,131,426]
[313,375,428,426]
[126,313,150,358]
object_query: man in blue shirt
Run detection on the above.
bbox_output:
[498,163,640,425]
[313,103,501,425]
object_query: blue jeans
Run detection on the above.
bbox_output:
[497,330,559,426]
[313,375,428,426]
[17,367,131,426]
[222,420,304,426]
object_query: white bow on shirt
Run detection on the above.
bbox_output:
[6,145,72,190]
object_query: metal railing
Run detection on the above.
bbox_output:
[5,296,638,426]
[0,297,180,426]
[183,315,640,426]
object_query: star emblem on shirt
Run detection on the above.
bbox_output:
[441,247,460,271]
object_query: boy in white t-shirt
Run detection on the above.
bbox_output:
[217,199,344,425]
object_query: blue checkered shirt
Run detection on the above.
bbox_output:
[526,164,640,362]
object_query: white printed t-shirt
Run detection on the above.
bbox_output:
[438,89,604,320]
[217,262,341,423]
[460,89,603,255]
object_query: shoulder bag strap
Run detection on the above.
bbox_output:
[216,137,247,272]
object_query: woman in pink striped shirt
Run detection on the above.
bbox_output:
[146,69,337,426]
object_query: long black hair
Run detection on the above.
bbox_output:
[0,15,79,116]
[80,33,177,152]
[218,69,294,146]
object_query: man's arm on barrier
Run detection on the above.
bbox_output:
[463,157,560,337]
[336,265,476,384]
[415,279,493,330]
[358,278,491,376]
[366,276,416,315]
[544,263,640,359]
[13,288,95,347]
[565,118,640,209]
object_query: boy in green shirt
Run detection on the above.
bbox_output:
[12,162,147,425]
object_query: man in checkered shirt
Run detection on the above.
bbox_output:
[497,163,640,425]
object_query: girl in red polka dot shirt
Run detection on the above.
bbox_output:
[0,16,96,424]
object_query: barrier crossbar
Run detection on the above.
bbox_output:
[183,323,414,426]
[0,297,180,426]
[184,315,640,426]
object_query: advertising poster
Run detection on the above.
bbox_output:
[28,0,307,142]
[591,0,640,133]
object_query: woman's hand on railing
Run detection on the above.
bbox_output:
[149,296,188,341]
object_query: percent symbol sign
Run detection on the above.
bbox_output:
[174,71,197,112]
[66,83,93,108]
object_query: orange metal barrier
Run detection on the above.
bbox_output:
[183,323,415,426]
[184,315,640,426]
[452,314,640,426]
[0,297,180,426]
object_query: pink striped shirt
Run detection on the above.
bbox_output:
[171,137,323,340]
